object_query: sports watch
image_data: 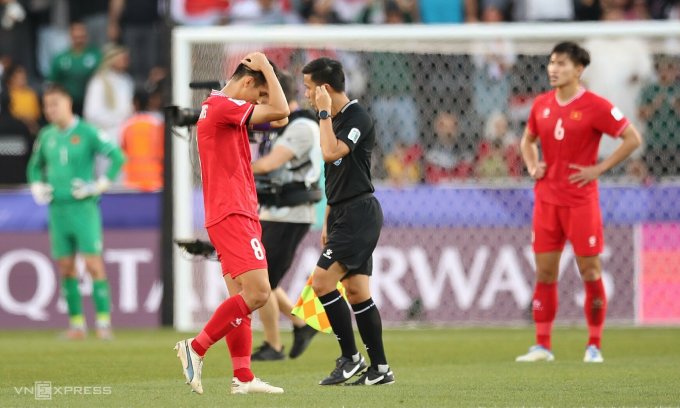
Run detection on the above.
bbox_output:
[318,110,330,120]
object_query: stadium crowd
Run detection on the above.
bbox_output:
[1,0,679,187]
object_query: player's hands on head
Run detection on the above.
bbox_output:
[529,161,547,180]
[241,52,271,72]
[568,163,602,188]
[315,85,331,112]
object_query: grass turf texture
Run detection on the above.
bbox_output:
[1,327,679,407]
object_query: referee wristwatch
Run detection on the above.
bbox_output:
[318,110,331,120]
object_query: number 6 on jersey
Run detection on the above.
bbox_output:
[554,118,565,140]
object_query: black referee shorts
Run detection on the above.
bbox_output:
[261,221,311,288]
[317,194,383,278]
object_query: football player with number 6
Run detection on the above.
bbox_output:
[516,42,641,364]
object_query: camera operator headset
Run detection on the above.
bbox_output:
[249,70,322,360]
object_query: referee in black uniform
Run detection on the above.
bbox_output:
[302,57,394,386]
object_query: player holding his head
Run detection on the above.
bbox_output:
[174,52,289,395]
[516,42,641,363]
[26,84,124,340]
[302,57,394,386]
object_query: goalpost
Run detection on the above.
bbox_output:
[171,21,680,331]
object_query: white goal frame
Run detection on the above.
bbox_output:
[171,21,680,331]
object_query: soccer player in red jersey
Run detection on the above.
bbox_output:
[516,42,641,363]
[175,52,290,394]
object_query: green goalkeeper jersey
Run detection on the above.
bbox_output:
[26,118,125,203]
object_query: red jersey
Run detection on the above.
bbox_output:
[196,90,257,227]
[527,88,629,207]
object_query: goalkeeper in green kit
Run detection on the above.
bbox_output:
[27,84,125,340]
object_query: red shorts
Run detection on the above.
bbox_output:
[207,214,268,277]
[532,199,604,257]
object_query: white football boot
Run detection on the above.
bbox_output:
[231,377,284,394]
[515,345,555,362]
[583,345,604,363]
[175,338,204,394]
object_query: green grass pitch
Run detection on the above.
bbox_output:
[1,327,679,407]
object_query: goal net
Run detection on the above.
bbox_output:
[172,22,680,331]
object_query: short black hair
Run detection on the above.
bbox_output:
[43,83,72,98]
[277,70,296,101]
[551,41,590,67]
[302,57,345,92]
[231,59,278,88]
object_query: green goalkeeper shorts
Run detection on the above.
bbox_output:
[48,200,103,259]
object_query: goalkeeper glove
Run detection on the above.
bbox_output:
[30,182,53,205]
[71,177,111,200]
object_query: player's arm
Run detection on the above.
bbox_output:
[568,124,642,187]
[315,85,350,162]
[251,145,294,174]
[244,53,290,125]
[269,117,289,128]
[520,127,546,180]
[26,133,45,184]
[26,133,53,205]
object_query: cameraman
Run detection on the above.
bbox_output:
[250,71,322,360]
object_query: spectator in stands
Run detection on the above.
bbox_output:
[638,55,680,177]
[574,0,602,20]
[70,0,109,47]
[648,0,680,19]
[384,142,423,185]
[84,44,134,147]
[512,0,574,21]
[228,0,295,24]
[120,89,164,191]
[3,63,40,134]
[0,90,32,184]
[626,0,652,19]
[300,0,343,23]
[475,111,522,178]
[0,0,32,79]
[418,0,478,23]
[108,0,163,86]
[49,21,102,116]
[424,111,474,183]
[384,0,419,23]
[470,6,516,119]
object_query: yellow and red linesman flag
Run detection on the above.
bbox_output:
[291,273,346,334]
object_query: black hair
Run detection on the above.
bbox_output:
[277,70,296,102]
[302,57,345,92]
[551,41,591,67]
[230,59,278,88]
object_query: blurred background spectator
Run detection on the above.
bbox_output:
[0,89,32,185]
[84,44,134,147]
[121,89,164,191]
[48,21,102,115]
[638,55,680,178]
[2,63,40,134]
[474,111,521,178]
[424,111,474,183]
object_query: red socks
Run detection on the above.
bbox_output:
[584,278,607,348]
[532,282,558,350]
[225,316,254,382]
[192,294,251,357]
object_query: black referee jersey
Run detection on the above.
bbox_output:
[325,99,376,205]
